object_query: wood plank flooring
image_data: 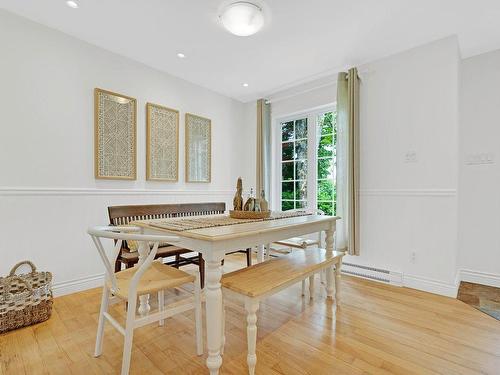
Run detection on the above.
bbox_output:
[1,253,499,375]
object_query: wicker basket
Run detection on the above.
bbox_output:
[0,261,53,334]
[229,210,271,219]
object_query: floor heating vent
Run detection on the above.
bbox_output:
[342,262,402,286]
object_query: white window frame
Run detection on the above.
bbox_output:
[271,103,336,212]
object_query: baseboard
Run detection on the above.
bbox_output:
[458,269,500,289]
[52,273,104,297]
[403,274,458,298]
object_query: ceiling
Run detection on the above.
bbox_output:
[2,0,500,102]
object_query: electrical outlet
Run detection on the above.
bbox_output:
[410,251,416,264]
[465,152,495,165]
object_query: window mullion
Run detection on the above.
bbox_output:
[307,113,317,211]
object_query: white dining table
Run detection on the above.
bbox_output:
[134,213,339,375]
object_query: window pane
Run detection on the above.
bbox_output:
[318,134,333,157]
[317,201,333,216]
[295,180,307,200]
[295,200,308,209]
[281,182,294,200]
[282,162,293,181]
[317,179,334,201]
[295,160,307,181]
[281,121,294,141]
[317,158,333,179]
[319,112,335,136]
[295,118,307,139]
[295,140,307,159]
[282,142,294,161]
[282,200,294,211]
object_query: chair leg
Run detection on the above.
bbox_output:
[198,253,205,289]
[121,296,137,375]
[115,259,122,272]
[246,248,252,266]
[158,290,165,326]
[309,275,315,300]
[194,271,203,356]
[264,243,271,261]
[94,285,110,357]
[301,280,306,296]
[245,299,260,375]
[175,254,180,268]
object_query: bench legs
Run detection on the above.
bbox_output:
[245,299,260,375]
[309,275,315,300]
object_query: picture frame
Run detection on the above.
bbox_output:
[185,113,211,183]
[94,88,137,180]
[146,103,179,181]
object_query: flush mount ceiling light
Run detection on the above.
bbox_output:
[219,2,264,37]
[177,53,186,58]
[66,1,78,9]
[242,83,249,87]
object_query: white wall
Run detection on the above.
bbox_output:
[269,37,461,296]
[458,50,500,287]
[0,10,248,293]
[349,37,460,296]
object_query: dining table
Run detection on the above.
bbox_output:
[133,212,339,375]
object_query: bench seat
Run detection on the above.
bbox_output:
[222,248,343,298]
[221,248,344,375]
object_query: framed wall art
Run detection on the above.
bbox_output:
[185,113,211,183]
[146,103,179,181]
[94,88,137,180]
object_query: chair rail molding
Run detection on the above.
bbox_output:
[359,188,457,197]
[0,187,234,196]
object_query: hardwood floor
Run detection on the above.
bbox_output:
[1,253,500,375]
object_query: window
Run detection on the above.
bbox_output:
[316,111,336,215]
[276,107,337,216]
[280,118,308,211]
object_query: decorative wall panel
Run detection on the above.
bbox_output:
[146,103,179,181]
[94,88,136,179]
[185,113,211,183]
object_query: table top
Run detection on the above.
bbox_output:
[133,214,339,242]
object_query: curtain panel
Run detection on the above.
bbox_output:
[256,99,271,201]
[336,68,360,256]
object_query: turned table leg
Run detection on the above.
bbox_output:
[205,254,224,375]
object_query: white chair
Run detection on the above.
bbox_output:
[272,209,325,297]
[88,226,203,375]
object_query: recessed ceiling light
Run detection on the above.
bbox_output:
[220,2,264,37]
[243,83,249,87]
[177,53,186,58]
[66,1,79,9]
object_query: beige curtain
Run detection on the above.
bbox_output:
[256,99,271,199]
[336,68,360,255]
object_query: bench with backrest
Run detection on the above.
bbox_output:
[221,248,344,375]
[108,202,251,288]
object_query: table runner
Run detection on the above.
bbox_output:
[140,211,312,232]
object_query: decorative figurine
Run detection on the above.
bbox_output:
[260,190,269,212]
[243,188,255,211]
[233,177,243,211]
[254,195,261,212]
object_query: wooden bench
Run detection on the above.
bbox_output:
[221,248,344,375]
[108,202,252,288]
